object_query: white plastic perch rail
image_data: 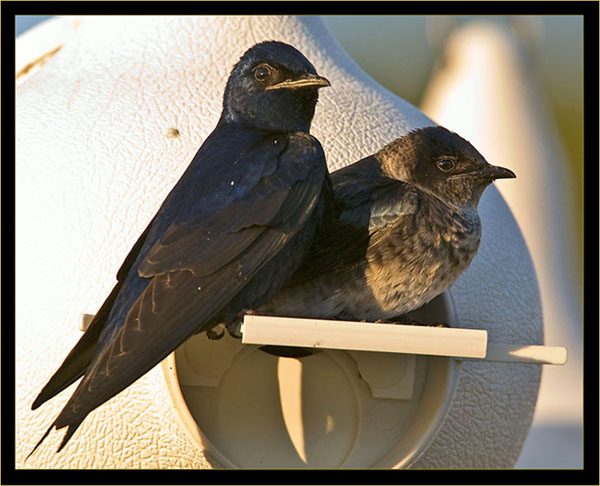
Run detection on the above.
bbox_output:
[240,315,567,366]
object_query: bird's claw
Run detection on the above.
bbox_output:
[207,323,226,340]
[226,321,243,339]
[383,314,451,328]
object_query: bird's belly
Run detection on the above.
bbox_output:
[263,234,479,322]
[361,238,479,319]
[260,277,356,319]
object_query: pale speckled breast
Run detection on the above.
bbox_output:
[363,202,482,318]
[262,195,482,321]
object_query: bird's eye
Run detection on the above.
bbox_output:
[253,64,274,82]
[436,158,455,172]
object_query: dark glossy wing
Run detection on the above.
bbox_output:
[31,223,154,411]
[285,155,419,287]
[31,127,291,412]
[42,130,328,452]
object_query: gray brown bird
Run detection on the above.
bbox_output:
[256,126,515,355]
[29,40,332,455]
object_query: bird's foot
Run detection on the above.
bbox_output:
[226,320,243,339]
[380,314,451,328]
[333,311,364,322]
[244,308,269,316]
[206,323,226,340]
[332,312,449,328]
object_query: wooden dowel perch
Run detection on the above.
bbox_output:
[242,315,488,358]
[241,315,567,365]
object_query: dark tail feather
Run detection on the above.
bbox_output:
[25,421,55,461]
[32,370,85,411]
[26,415,85,460]
[55,420,84,453]
[31,281,123,410]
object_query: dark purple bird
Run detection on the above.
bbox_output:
[29,41,331,455]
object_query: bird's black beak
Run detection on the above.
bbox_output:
[486,164,516,180]
[265,73,331,90]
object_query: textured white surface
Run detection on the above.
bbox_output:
[16,16,541,469]
[420,21,582,467]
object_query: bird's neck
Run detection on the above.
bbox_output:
[422,192,482,242]
[218,106,312,134]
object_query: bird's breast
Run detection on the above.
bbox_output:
[362,205,482,318]
[262,205,482,322]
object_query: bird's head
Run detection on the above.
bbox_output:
[221,41,330,133]
[379,126,515,208]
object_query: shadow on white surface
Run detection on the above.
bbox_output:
[515,423,583,469]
